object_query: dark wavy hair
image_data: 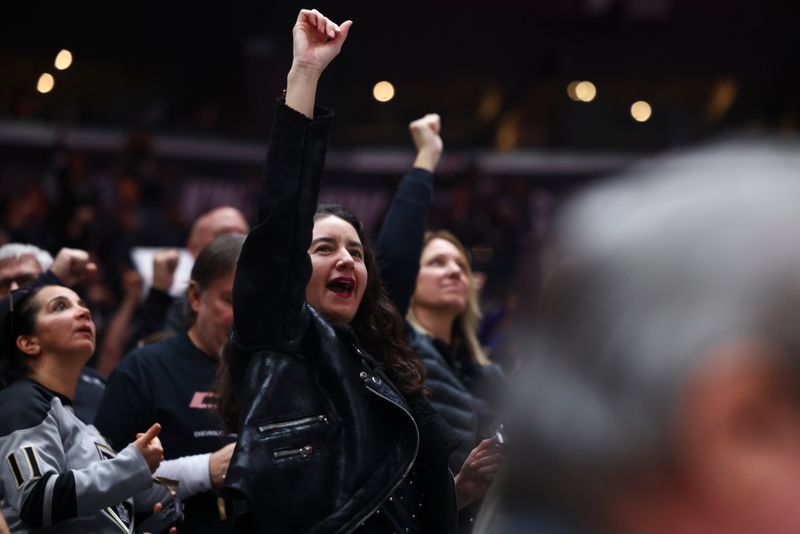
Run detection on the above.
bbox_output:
[215,205,427,432]
[0,285,47,388]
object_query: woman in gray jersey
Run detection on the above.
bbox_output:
[0,281,170,533]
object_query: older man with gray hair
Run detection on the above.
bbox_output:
[0,244,55,294]
[479,138,800,534]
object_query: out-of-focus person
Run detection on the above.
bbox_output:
[477,139,800,534]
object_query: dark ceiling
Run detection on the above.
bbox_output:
[2,0,798,150]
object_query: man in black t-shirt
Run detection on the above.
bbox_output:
[96,234,244,534]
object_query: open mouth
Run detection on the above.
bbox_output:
[76,326,94,336]
[327,277,355,298]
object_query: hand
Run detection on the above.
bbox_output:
[454,438,503,510]
[409,114,443,173]
[133,423,165,473]
[145,502,177,534]
[208,442,236,489]
[50,248,97,287]
[152,249,180,292]
[286,9,352,118]
[291,9,352,76]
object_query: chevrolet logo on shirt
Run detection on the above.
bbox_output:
[189,392,218,409]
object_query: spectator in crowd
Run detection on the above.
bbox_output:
[0,244,106,423]
[0,272,169,532]
[216,9,501,533]
[95,233,243,534]
[128,205,249,348]
[476,139,800,534]
[376,115,508,530]
[186,207,250,258]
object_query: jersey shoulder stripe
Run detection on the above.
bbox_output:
[0,380,65,437]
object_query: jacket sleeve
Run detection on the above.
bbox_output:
[375,168,434,316]
[0,413,152,528]
[232,100,333,352]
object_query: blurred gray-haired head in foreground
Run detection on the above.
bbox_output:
[480,138,800,534]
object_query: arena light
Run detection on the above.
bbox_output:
[372,81,395,103]
[575,81,597,102]
[55,49,73,70]
[631,100,652,122]
[37,73,55,93]
[566,81,581,101]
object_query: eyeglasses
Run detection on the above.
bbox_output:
[0,274,38,297]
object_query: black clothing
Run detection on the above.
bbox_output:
[223,101,458,534]
[95,333,235,534]
[406,332,506,470]
[73,366,106,425]
[125,288,189,351]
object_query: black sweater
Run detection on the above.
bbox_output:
[376,168,507,472]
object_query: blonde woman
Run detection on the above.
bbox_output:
[377,116,507,479]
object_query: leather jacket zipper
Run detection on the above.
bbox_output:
[344,378,420,533]
[273,445,314,459]
[258,414,327,433]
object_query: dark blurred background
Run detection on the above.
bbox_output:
[4,0,797,146]
[0,0,797,350]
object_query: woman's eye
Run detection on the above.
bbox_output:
[350,250,363,259]
[54,302,68,311]
[429,258,445,267]
[315,245,332,253]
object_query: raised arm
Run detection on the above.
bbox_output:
[286,9,352,118]
[376,114,443,315]
[232,9,351,351]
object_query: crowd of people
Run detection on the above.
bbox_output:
[2,8,800,534]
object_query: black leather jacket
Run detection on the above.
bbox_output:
[223,102,458,533]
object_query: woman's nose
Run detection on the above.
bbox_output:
[445,261,462,276]
[336,250,355,269]
[76,304,92,321]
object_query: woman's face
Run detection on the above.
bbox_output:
[413,238,470,315]
[23,286,96,359]
[306,215,368,325]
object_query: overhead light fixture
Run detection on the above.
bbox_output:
[631,100,652,122]
[373,81,395,102]
[575,81,597,102]
[37,73,55,93]
[55,49,73,70]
